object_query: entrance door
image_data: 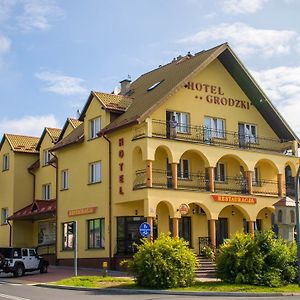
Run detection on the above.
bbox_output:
[179,217,192,246]
[216,218,228,247]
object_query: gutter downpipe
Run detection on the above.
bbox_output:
[28,168,36,202]
[295,164,300,285]
[103,134,113,269]
[7,220,12,247]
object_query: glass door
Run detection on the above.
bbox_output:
[216,218,228,247]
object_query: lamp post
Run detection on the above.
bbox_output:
[295,165,300,285]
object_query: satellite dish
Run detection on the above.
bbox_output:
[113,85,121,95]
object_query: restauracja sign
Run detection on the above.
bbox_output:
[184,81,251,110]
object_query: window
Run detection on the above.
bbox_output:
[88,218,105,249]
[177,159,190,179]
[291,210,295,223]
[2,154,9,171]
[252,167,260,185]
[174,112,189,133]
[61,169,69,190]
[62,222,74,250]
[215,162,226,182]
[42,184,51,200]
[43,149,53,166]
[204,117,225,139]
[239,123,257,144]
[89,161,101,184]
[278,210,283,223]
[89,117,101,139]
[1,208,8,224]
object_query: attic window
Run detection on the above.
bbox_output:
[147,80,164,92]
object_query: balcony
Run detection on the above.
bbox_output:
[133,119,294,155]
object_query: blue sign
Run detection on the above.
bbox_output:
[139,222,151,237]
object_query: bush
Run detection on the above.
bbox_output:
[127,233,198,289]
[216,230,297,287]
[201,246,215,261]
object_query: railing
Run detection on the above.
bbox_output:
[215,176,248,194]
[177,173,209,191]
[132,119,290,155]
[252,179,278,196]
[198,237,216,254]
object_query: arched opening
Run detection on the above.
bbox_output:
[285,165,295,197]
[156,201,174,236]
[256,207,274,232]
[132,146,146,189]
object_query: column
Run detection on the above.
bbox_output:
[246,171,253,194]
[209,219,216,249]
[172,218,179,238]
[171,163,178,189]
[292,140,298,156]
[147,217,153,242]
[248,221,255,237]
[146,160,153,188]
[277,173,283,198]
[208,167,215,193]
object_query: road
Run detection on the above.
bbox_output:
[0,280,300,300]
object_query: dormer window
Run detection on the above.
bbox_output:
[89,117,101,139]
[147,80,164,91]
[43,149,53,166]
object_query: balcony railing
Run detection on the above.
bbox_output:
[133,169,279,196]
[133,119,291,155]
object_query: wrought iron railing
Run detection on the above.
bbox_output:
[215,176,248,194]
[198,237,216,254]
[252,179,278,196]
[177,173,209,191]
[132,119,290,154]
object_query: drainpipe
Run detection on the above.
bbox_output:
[7,220,12,247]
[103,135,113,269]
[28,168,36,201]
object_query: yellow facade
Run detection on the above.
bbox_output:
[0,43,299,269]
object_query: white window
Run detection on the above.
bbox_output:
[177,159,190,179]
[239,123,257,144]
[1,208,8,224]
[89,117,101,139]
[2,154,9,171]
[89,161,101,184]
[61,169,69,190]
[42,184,51,200]
[204,117,225,139]
[215,162,226,182]
[43,150,53,166]
[252,167,260,186]
[173,112,189,133]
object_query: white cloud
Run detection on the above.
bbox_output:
[35,71,88,96]
[0,0,17,22]
[220,0,269,14]
[251,66,300,136]
[0,114,60,137]
[0,34,11,55]
[17,0,63,31]
[178,23,297,57]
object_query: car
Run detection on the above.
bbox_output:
[0,247,49,277]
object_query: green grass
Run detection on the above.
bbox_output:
[51,276,300,293]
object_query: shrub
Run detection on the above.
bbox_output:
[127,233,198,289]
[201,246,215,261]
[216,230,297,287]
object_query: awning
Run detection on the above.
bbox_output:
[8,199,56,221]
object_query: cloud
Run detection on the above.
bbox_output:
[0,34,11,55]
[0,114,60,137]
[177,23,297,57]
[17,0,63,31]
[220,0,269,14]
[35,71,88,96]
[251,66,300,136]
[0,0,17,23]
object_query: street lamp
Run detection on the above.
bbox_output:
[295,165,300,285]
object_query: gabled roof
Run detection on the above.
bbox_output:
[78,91,132,121]
[36,127,62,150]
[51,123,84,151]
[100,43,298,142]
[0,134,39,153]
[274,196,296,207]
[57,118,83,142]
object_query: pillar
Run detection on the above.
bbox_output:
[292,140,298,156]
[172,218,179,238]
[146,160,153,188]
[147,216,153,242]
[171,163,178,189]
[277,173,283,198]
[248,221,255,237]
[209,219,216,249]
[246,171,253,194]
[208,167,215,192]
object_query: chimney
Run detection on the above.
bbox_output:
[120,78,131,95]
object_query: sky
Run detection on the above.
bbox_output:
[0,0,299,138]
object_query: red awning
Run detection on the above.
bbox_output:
[8,199,56,221]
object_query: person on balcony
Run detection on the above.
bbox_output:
[169,115,178,138]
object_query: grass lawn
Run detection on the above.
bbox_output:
[51,276,300,293]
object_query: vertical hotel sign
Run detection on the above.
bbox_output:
[119,138,125,195]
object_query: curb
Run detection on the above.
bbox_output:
[34,283,300,297]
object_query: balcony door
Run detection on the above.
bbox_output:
[216,218,228,247]
[238,123,257,148]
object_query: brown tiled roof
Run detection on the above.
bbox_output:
[3,134,39,153]
[46,127,62,142]
[57,118,83,142]
[69,118,83,128]
[274,197,296,207]
[93,92,132,112]
[51,123,84,151]
[101,44,226,134]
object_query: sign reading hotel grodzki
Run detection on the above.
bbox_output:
[68,206,97,217]
[212,195,256,204]
[184,81,251,110]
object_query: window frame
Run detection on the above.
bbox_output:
[239,122,258,144]
[87,218,105,249]
[215,162,226,182]
[89,117,101,140]
[61,169,69,190]
[62,222,74,250]
[42,183,51,200]
[1,208,8,225]
[252,167,261,186]
[89,161,102,184]
[204,116,226,139]
[177,159,190,179]
[2,154,9,171]
[43,149,53,166]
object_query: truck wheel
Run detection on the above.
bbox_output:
[40,263,48,274]
[0,254,5,268]
[13,264,24,277]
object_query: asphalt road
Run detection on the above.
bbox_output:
[0,280,300,300]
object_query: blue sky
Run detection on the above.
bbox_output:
[0,0,300,138]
